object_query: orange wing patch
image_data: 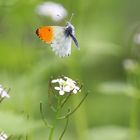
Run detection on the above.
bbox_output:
[36,26,54,44]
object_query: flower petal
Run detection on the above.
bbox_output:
[1,91,10,98]
[73,89,78,94]
[63,86,71,92]
[59,78,65,84]
[0,131,8,140]
[0,88,3,93]
[75,86,80,90]
[51,79,59,83]
[54,87,61,91]
[66,78,76,84]
[59,90,65,95]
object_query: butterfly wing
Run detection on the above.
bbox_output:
[36,26,54,44]
[51,26,72,57]
[36,26,72,57]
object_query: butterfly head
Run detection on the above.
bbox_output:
[64,22,80,49]
[64,22,75,37]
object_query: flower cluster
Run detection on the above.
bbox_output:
[36,2,67,21]
[0,132,8,140]
[0,85,10,99]
[51,76,81,95]
[123,59,138,72]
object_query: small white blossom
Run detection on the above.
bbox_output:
[64,76,76,84]
[123,59,138,71]
[51,76,81,95]
[0,85,10,99]
[51,79,59,83]
[54,86,65,95]
[134,33,140,44]
[73,86,80,94]
[0,132,8,140]
[36,2,67,21]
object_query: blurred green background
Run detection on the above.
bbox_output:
[0,0,140,140]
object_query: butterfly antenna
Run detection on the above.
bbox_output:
[69,13,74,22]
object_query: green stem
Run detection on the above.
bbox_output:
[129,74,139,140]
[48,111,57,140]
[40,102,52,128]
[48,126,55,140]
[57,92,89,119]
[66,92,88,117]
[130,94,139,140]
[59,117,69,140]
[61,94,71,108]
[48,98,61,140]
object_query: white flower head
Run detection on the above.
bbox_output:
[0,132,8,140]
[36,2,67,21]
[123,59,138,71]
[134,33,140,44]
[51,76,81,95]
[0,85,10,99]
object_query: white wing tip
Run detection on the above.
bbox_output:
[51,47,71,57]
[57,52,71,57]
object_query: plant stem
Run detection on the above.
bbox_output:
[48,114,57,140]
[65,92,88,118]
[130,94,139,140]
[59,117,69,140]
[40,102,52,128]
[48,126,55,140]
[61,94,71,108]
[129,74,139,140]
[48,98,61,140]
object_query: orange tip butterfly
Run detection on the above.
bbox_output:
[36,14,80,57]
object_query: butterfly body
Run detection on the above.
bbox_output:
[36,22,79,57]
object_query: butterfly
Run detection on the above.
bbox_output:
[36,19,80,57]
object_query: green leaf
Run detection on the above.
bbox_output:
[86,126,130,140]
[97,82,137,97]
[0,111,42,135]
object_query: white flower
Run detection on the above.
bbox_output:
[123,59,138,71]
[64,76,76,84]
[54,86,65,95]
[51,76,81,95]
[52,78,65,84]
[36,2,67,21]
[0,132,8,140]
[73,86,80,94]
[134,33,140,44]
[51,79,59,83]
[0,85,10,99]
